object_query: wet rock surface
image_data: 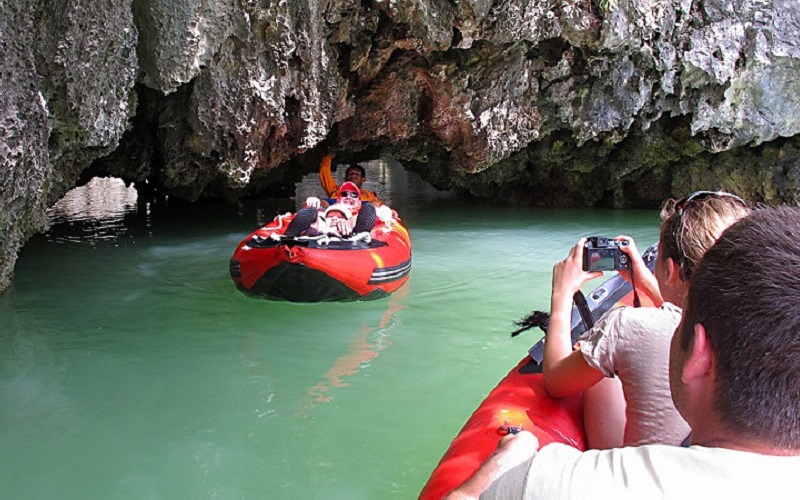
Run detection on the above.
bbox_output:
[2,0,800,292]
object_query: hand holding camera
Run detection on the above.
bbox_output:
[582,236,631,272]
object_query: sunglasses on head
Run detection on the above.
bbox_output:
[673,190,747,267]
[340,191,359,199]
[674,190,746,214]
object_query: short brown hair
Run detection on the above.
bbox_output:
[659,192,750,281]
[345,165,366,178]
[681,206,800,448]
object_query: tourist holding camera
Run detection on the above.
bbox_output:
[543,192,750,449]
[448,206,800,500]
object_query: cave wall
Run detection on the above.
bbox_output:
[2,0,800,292]
[1,0,138,292]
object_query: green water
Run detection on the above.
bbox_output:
[0,168,660,498]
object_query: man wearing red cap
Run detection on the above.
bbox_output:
[284,181,380,238]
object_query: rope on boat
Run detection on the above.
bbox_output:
[274,212,293,230]
[348,231,372,244]
[262,213,293,240]
[294,231,371,245]
[254,213,373,246]
[314,234,333,246]
[264,232,371,246]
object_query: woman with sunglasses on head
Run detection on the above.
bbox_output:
[542,191,750,449]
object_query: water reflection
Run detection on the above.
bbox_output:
[297,287,409,417]
[47,177,138,223]
[45,177,140,244]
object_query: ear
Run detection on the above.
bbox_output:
[681,323,714,384]
[665,257,682,285]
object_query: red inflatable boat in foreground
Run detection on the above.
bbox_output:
[230,212,412,302]
[420,247,657,498]
[419,357,586,500]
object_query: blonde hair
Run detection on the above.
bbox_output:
[659,194,751,281]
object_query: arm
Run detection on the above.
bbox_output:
[614,236,663,306]
[445,432,539,500]
[376,205,395,225]
[319,154,339,198]
[304,197,330,209]
[327,217,354,237]
[543,239,605,398]
[544,350,605,398]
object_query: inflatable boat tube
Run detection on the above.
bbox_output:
[230,212,412,302]
[420,245,657,498]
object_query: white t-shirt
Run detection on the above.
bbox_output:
[482,443,800,500]
[578,303,689,446]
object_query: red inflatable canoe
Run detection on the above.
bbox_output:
[420,246,657,498]
[419,358,585,499]
[230,212,412,302]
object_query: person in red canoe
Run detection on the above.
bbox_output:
[319,153,383,206]
[543,191,750,449]
[283,182,392,238]
[447,206,800,499]
[320,204,356,237]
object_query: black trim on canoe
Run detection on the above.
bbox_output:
[368,257,412,285]
[229,259,242,278]
[237,262,391,302]
[245,235,387,250]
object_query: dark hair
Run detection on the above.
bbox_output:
[681,206,800,448]
[659,193,750,281]
[345,165,366,178]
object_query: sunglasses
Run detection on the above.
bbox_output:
[674,190,746,213]
[339,191,359,199]
[672,190,747,268]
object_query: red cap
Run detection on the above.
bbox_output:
[339,182,361,196]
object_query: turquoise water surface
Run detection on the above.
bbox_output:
[0,165,660,498]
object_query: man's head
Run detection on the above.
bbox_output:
[344,164,366,187]
[337,181,362,211]
[671,206,800,449]
[658,191,750,282]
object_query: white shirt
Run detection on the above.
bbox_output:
[579,303,689,446]
[482,443,800,499]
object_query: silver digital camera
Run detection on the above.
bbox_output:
[583,237,631,272]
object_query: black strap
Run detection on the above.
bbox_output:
[630,263,642,308]
[573,291,595,330]
[575,251,642,332]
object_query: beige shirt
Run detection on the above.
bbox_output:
[482,443,800,500]
[578,303,690,446]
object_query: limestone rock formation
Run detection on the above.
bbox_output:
[2,0,138,292]
[1,0,800,293]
